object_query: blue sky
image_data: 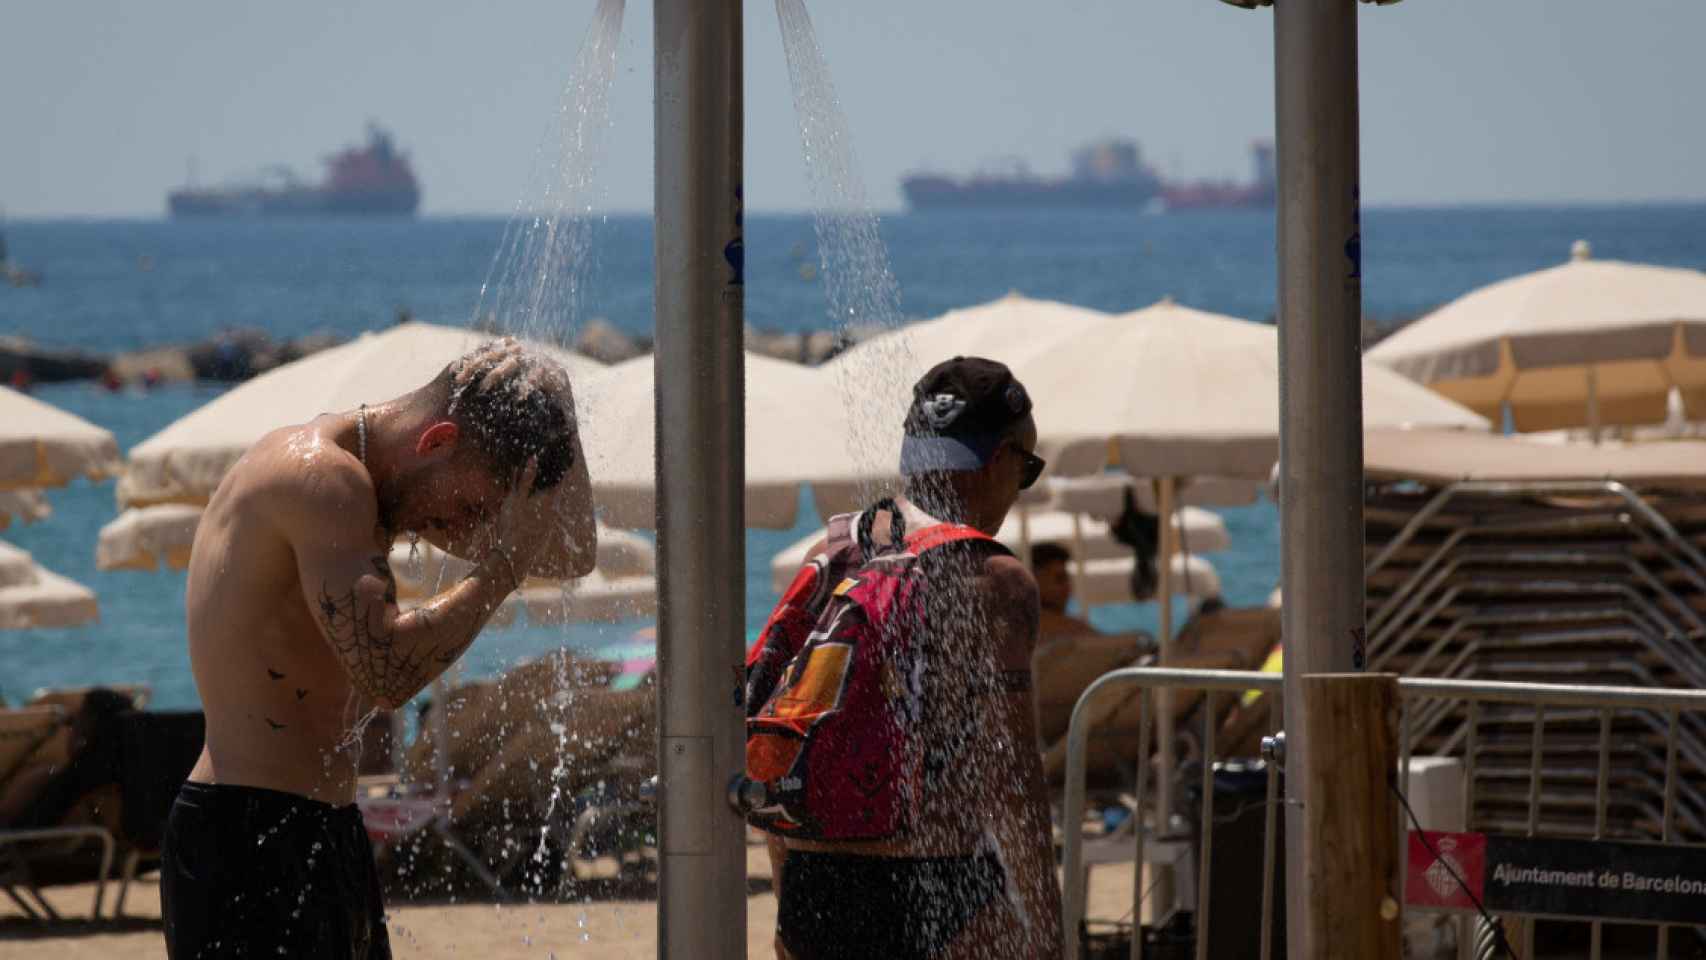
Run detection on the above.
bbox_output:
[5,0,1702,217]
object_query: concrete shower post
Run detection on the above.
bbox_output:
[653,1,748,957]
[1273,0,1367,956]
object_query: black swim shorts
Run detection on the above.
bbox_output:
[777,849,1008,960]
[161,781,392,959]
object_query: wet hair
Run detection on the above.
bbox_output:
[421,349,576,493]
[1030,542,1071,570]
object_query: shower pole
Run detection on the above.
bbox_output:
[653,1,748,958]
[1273,0,1368,956]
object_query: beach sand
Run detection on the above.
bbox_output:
[0,834,1140,958]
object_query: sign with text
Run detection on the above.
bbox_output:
[1407,831,1706,925]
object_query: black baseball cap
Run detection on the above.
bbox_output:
[899,356,1034,476]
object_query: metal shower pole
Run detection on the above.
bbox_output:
[1273,0,1367,956]
[653,1,748,957]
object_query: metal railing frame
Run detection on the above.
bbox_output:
[1059,668,1706,960]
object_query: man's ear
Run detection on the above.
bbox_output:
[416,421,460,459]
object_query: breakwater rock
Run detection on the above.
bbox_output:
[1,329,346,389]
[569,317,888,367]
[3,319,902,392]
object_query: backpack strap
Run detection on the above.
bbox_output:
[904,523,1013,558]
[824,511,857,559]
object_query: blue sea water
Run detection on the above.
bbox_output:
[3,207,1705,708]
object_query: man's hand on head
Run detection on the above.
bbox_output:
[455,337,576,419]
[487,456,555,587]
[453,337,524,389]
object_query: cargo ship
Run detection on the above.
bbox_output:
[1161,141,1276,212]
[901,140,1164,211]
[168,124,420,217]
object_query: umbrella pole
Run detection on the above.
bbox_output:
[1587,365,1602,445]
[1070,511,1088,612]
[654,1,748,955]
[1154,474,1178,913]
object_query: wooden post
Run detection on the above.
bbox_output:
[1301,673,1401,959]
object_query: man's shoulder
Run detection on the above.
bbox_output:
[978,550,1037,595]
[242,422,371,517]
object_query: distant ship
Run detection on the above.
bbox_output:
[1161,141,1276,212]
[901,140,1164,211]
[168,124,420,217]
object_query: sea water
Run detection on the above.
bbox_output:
[5,205,1706,707]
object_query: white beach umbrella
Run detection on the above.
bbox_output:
[119,322,604,508]
[0,540,37,589]
[577,351,887,529]
[1014,298,1489,760]
[1021,298,1489,478]
[823,292,1111,387]
[820,293,1117,488]
[0,385,121,492]
[766,508,1228,596]
[995,507,1229,563]
[1073,554,1222,608]
[0,541,98,630]
[1368,242,1706,435]
[0,490,51,533]
[395,574,657,629]
[1046,473,1262,516]
[96,504,202,572]
[514,572,658,624]
[388,526,655,600]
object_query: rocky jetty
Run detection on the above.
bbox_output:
[2,317,905,392]
[1,329,346,389]
[0,338,108,384]
[570,317,888,367]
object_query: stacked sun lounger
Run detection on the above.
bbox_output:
[1361,429,1706,847]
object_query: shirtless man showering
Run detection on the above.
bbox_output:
[161,339,596,959]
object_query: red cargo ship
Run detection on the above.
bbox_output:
[168,124,421,218]
[1161,141,1276,212]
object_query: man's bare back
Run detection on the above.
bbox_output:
[185,416,398,802]
[182,339,595,804]
[163,340,595,959]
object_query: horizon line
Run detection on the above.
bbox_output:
[8,196,1706,223]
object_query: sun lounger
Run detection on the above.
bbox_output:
[0,705,115,921]
[1,688,201,921]
[30,684,151,711]
[1033,632,1152,749]
[367,651,657,896]
[1039,606,1281,785]
[1364,477,1706,846]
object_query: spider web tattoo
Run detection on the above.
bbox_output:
[318,554,432,706]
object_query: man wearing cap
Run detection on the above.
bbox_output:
[766,357,1062,959]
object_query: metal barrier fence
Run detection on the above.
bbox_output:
[1059,667,1706,960]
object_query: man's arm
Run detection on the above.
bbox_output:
[287,459,528,710]
[522,430,596,579]
[982,552,1064,951]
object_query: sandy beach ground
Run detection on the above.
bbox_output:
[0,833,1139,958]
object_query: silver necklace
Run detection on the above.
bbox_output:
[357,404,368,466]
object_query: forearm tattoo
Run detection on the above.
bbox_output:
[317,553,431,705]
[372,555,398,605]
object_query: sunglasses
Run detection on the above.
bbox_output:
[1016,447,1047,490]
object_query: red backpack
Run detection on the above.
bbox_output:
[742,500,1008,841]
